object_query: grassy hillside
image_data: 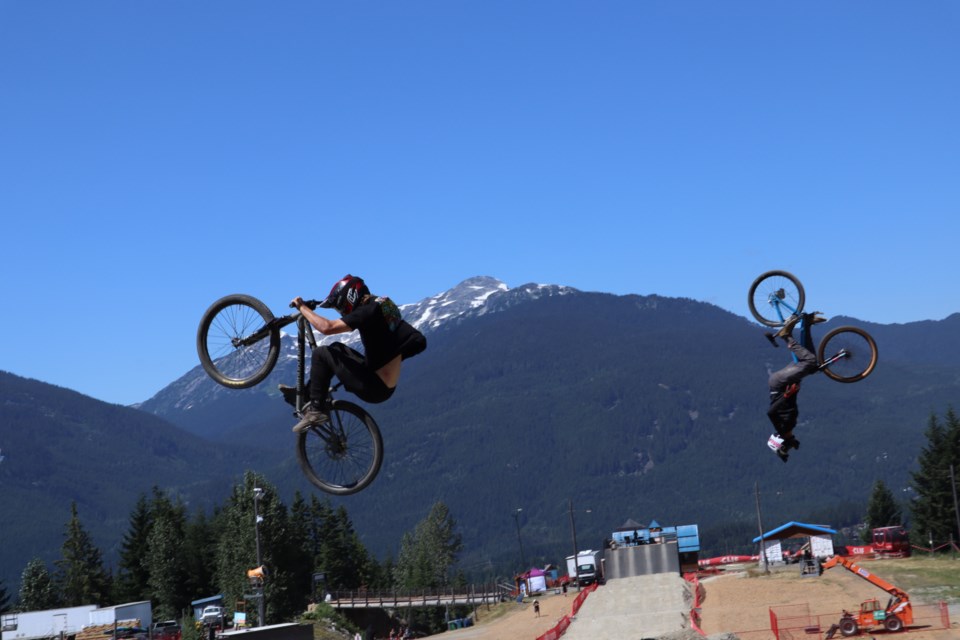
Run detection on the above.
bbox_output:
[853,555,960,606]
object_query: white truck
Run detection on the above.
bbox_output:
[565,549,604,586]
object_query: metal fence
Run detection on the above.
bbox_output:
[770,602,951,640]
[327,584,506,609]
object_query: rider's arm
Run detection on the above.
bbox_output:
[292,297,353,335]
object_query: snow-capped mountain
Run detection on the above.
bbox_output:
[138,277,577,426]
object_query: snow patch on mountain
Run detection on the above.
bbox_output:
[139,276,577,412]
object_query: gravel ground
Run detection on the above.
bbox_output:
[434,564,958,640]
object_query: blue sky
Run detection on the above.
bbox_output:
[2,1,958,406]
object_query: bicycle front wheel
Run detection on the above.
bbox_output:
[818,326,878,383]
[297,400,384,495]
[196,294,280,389]
[748,270,805,327]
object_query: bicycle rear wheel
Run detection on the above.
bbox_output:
[196,294,280,389]
[297,400,384,495]
[748,270,805,327]
[818,326,878,383]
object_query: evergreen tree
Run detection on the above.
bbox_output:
[392,502,464,634]
[115,493,154,603]
[181,508,217,603]
[0,579,11,613]
[55,503,111,606]
[393,502,463,590]
[861,479,903,543]
[910,409,960,548]
[283,493,316,603]
[213,473,307,625]
[146,509,186,620]
[321,506,375,591]
[18,558,60,611]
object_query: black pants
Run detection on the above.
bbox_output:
[309,342,395,406]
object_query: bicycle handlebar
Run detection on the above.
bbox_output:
[289,299,321,311]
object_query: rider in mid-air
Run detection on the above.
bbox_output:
[285,275,426,433]
[766,311,826,462]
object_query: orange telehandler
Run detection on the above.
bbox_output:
[820,555,913,636]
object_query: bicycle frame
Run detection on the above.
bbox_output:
[750,271,876,385]
[764,290,801,325]
[294,314,318,413]
[767,304,846,370]
[231,303,323,412]
[232,313,299,348]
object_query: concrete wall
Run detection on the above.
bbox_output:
[604,541,680,580]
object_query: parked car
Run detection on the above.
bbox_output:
[152,620,180,639]
[200,606,225,625]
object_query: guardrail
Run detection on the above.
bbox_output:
[327,585,507,609]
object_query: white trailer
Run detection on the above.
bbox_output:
[565,549,603,586]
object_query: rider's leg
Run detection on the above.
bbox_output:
[310,343,395,405]
[784,338,818,377]
[799,316,814,352]
[307,346,339,408]
[768,353,815,393]
[799,312,827,351]
[293,345,345,432]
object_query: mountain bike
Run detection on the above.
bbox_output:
[748,270,878,383]
[196,294,384,495]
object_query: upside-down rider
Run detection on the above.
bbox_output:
[766,311,826,462]
[283,274,426,433]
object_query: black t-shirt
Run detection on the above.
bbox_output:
[342,297,421,370]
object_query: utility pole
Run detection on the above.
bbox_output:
[568,499,580,589]
[253,487,266,627]
[512,508,526,570]
[755,481,769,574]
[951,464,960,547]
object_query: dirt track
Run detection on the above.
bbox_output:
[436,565,958,640]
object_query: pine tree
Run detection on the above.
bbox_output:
[281,493,315,605]
[115,493,154,603]
[146,509,186,620]
[392,502,464,634]
[0,579,11,613]
[213,472,305,626]
[910,409,960,548]
[861,479,902,542]
[181,508,217,603]
[55,503,111,606]
[18,558,60,611]
[393,502,463,590]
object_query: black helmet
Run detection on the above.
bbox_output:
[319,274,369,315]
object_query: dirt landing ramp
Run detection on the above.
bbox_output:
[562,574,694,640]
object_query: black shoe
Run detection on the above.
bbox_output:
[785,436,800,450]
[764,332,779,348]
[292,403,329,434]
[279,384,311,408]
[803,312,828,325]
[776,448,789,463]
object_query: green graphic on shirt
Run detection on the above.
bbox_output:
[376,297,402,332]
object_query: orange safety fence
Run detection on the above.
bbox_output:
[535,583,598,640]
[770,602,951,640]
[683,572,707,636]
